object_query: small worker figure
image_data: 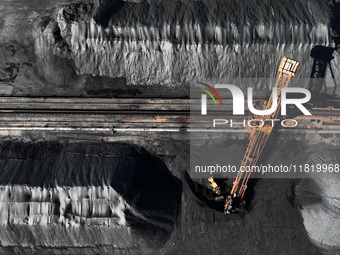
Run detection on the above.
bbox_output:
[109,126,116,134]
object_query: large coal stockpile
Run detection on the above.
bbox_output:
[0,0,338,97]
[0,141,182,254]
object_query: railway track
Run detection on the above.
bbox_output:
[0,97,243,130]
[1,97,340,132]
[0,97,191,130]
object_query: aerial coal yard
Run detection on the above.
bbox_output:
[0,0,340,254]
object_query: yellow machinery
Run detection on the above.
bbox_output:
[223,57,300,214]
[208,177,221,195]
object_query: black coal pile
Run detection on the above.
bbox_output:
[0,0,338,97]
[0,141,181,254]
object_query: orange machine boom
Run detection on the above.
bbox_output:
[224,57,300,214]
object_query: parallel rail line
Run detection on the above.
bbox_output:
[0,97,340,132]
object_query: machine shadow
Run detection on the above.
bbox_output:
[309,45,337,96]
